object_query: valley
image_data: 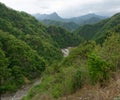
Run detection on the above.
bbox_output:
[0,2,120,100]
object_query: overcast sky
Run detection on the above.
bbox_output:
[0,0,120,18]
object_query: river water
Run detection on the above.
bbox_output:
[61,47,71,57]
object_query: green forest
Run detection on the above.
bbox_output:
[0,2,120,100]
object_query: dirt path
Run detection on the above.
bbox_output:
[1,78,42,100]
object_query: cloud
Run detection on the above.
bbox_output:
[0,0,120,17]
[58,0,120,17]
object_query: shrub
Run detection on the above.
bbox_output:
[88,54,112,85]
[72,69,83,91]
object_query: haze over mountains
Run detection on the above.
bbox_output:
[33,12,107,31]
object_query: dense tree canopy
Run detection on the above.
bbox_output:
[0,30,46,93]
[75,13,120,43]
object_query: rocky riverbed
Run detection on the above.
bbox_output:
[61,47,71,57]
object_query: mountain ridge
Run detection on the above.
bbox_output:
[33,12,63,21]
[33,12,107,21]
[33,12,107,31]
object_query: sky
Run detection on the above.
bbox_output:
[0,0,120,18]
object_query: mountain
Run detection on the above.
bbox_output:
[65,13,107,25]
[33,13,107,31]
[42,19,79,31]
[75,13,120,43]
[0,3,62,93]
[46,26,83,48]
[33,12,63,21]
[0,3,63,64]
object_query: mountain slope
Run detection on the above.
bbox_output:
[74,19,109,40]
[41,19,79,31]
[33,12,63,21]
[46,26,83,48]
[23,33,120,100]
[33,13,106,31]
[34,13,106,24]
[0,3,62,93]
[0,3,63,64]
[65,13,106,25]
[75,13,120,42]
[0,3,63,93]
[0,30,46,93]
[23,12,120,100]
[0,3,83,93]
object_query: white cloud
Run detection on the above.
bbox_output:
[0,0,120,17]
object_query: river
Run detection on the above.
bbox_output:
[61,47,71,57]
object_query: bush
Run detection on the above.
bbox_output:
[88,54,112,85]
[72,70,83,91]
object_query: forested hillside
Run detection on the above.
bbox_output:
[0,3,59,93]
[46,26,83,48]
[0,3,81,93]
[24,32,120,100]
[0,30,45,93]
[0,3,63,64]
[75,13,120,43]
[41,20,79,31]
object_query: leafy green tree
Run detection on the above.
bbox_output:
[0,48,10,93]
[100,33,120,70]
[0,30,46,93]
[88,54,111,85]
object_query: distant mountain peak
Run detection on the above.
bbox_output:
[51,12,58,15]
[33,12,63,21]
[49,12,60,18]
[87,13,96,15]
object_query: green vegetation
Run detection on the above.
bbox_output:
[0,2,120,100]
[74,19,109,40]
[88,54,111,84]
[47,26,83,48]
[29,10,120,100]
[0,30,45,93]
[0,3,64,64]
[42,19,79,31]
[0,3,63,93]
[0,2,83,93]
[75,13,120,43]
[23,32,120,100]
